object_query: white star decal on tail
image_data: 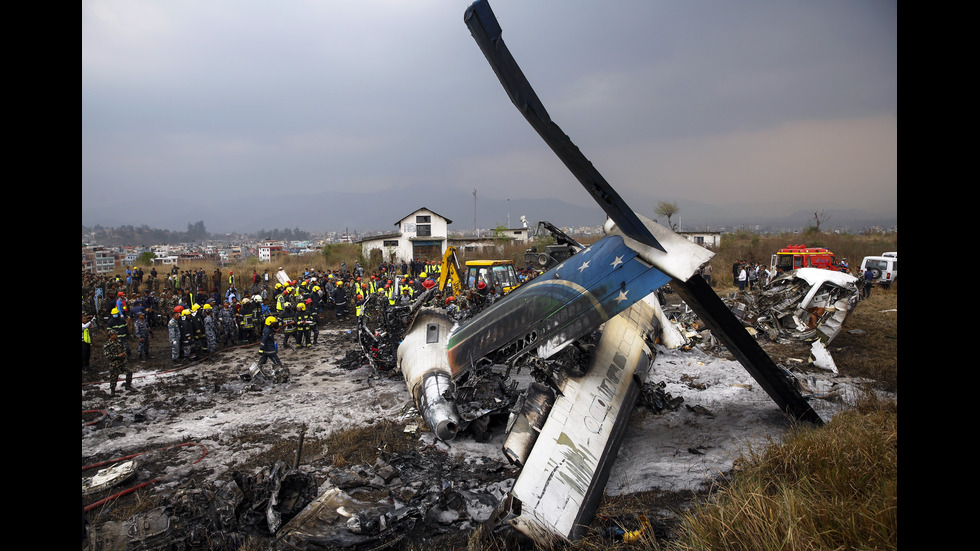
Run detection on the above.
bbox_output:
[610,255,624,269]
[614,290,629,304]
[578,260,590,272]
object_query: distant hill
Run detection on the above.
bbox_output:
[82,187,895,236]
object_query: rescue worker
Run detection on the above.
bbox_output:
[257,315,283,370]
[168,307,182,364]
[82,315,93,370]
[179,308,195,361]
[134,312,152,361]
[238,298,256,344]
[218,301,237,348]
[354,294,365,321]
[333,281,349,320]
[108,308,131,357]
[191,303,207,357]
[203,304,218,359]
[104,332,133,397]
[281,302,297,347]
[305,298,319,344]
[295,301,312,348]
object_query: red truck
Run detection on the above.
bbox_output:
[770,244,839,274]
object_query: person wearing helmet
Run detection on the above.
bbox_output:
[191,301,207,358]
[295,302,312,348]
[257,315,283,370]
[332,280,348,321]
[108,307,132,357]
[115,291,128,318]
[202,303,217,359]
[305,298,320,344]
[238,297,257,344]
[355,293,365,320]
[179,308,195,361]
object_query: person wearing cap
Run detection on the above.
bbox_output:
[134,312,153,362]
[168,307,182,364]
[218,301,237,349]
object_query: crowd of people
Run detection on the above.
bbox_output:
[82,258,543,395]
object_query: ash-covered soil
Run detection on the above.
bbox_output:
[81,302,878,550]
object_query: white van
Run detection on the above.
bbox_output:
[860,255,898,287]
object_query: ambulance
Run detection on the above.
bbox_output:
[770,244,839,275]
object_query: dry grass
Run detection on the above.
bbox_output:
[828,288,898,391]
[664,393,897,551]
[321,419,420,467]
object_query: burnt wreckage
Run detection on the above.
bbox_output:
[344,0,826,544]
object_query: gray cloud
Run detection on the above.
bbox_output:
[83,0,897,232]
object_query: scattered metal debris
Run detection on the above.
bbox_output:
[725,268,860,344]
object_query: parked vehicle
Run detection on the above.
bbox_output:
[860,254,898,287]
[770,244,839,275]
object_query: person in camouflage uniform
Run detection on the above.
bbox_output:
[168,307,182,364]
[103,332,133,397]
[203,304,218,359]
[134,312,153,361]
[218,301,237,348]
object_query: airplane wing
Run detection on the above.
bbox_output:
[463,0,821,426]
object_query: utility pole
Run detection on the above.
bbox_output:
[473,189,477,237]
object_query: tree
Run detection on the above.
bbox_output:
[655,201,680,230]
[804,210,832,234]
[136,251,156,266]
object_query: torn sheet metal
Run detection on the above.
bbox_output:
[810,340,838,373]
[506,294,660,542]
[446,234,670,374]
[732,267,859,344]
[82,459,140,495]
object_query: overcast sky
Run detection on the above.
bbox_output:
[82,0,897,232]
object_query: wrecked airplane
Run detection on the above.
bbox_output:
[727,267,860,344]
[337,1,827,545]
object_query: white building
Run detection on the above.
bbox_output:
[359,207,452,263]
[678,231,721,249]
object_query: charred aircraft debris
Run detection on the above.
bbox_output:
[86,2,858,548]
[725,268,860,345]
[329,0,833,545]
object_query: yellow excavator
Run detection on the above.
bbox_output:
[437,246,521,297]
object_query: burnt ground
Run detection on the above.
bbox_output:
[82,315,533,550]
[81,291,887,550]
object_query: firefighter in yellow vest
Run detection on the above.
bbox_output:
[82,315,93,370]
[355,294,365,319]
